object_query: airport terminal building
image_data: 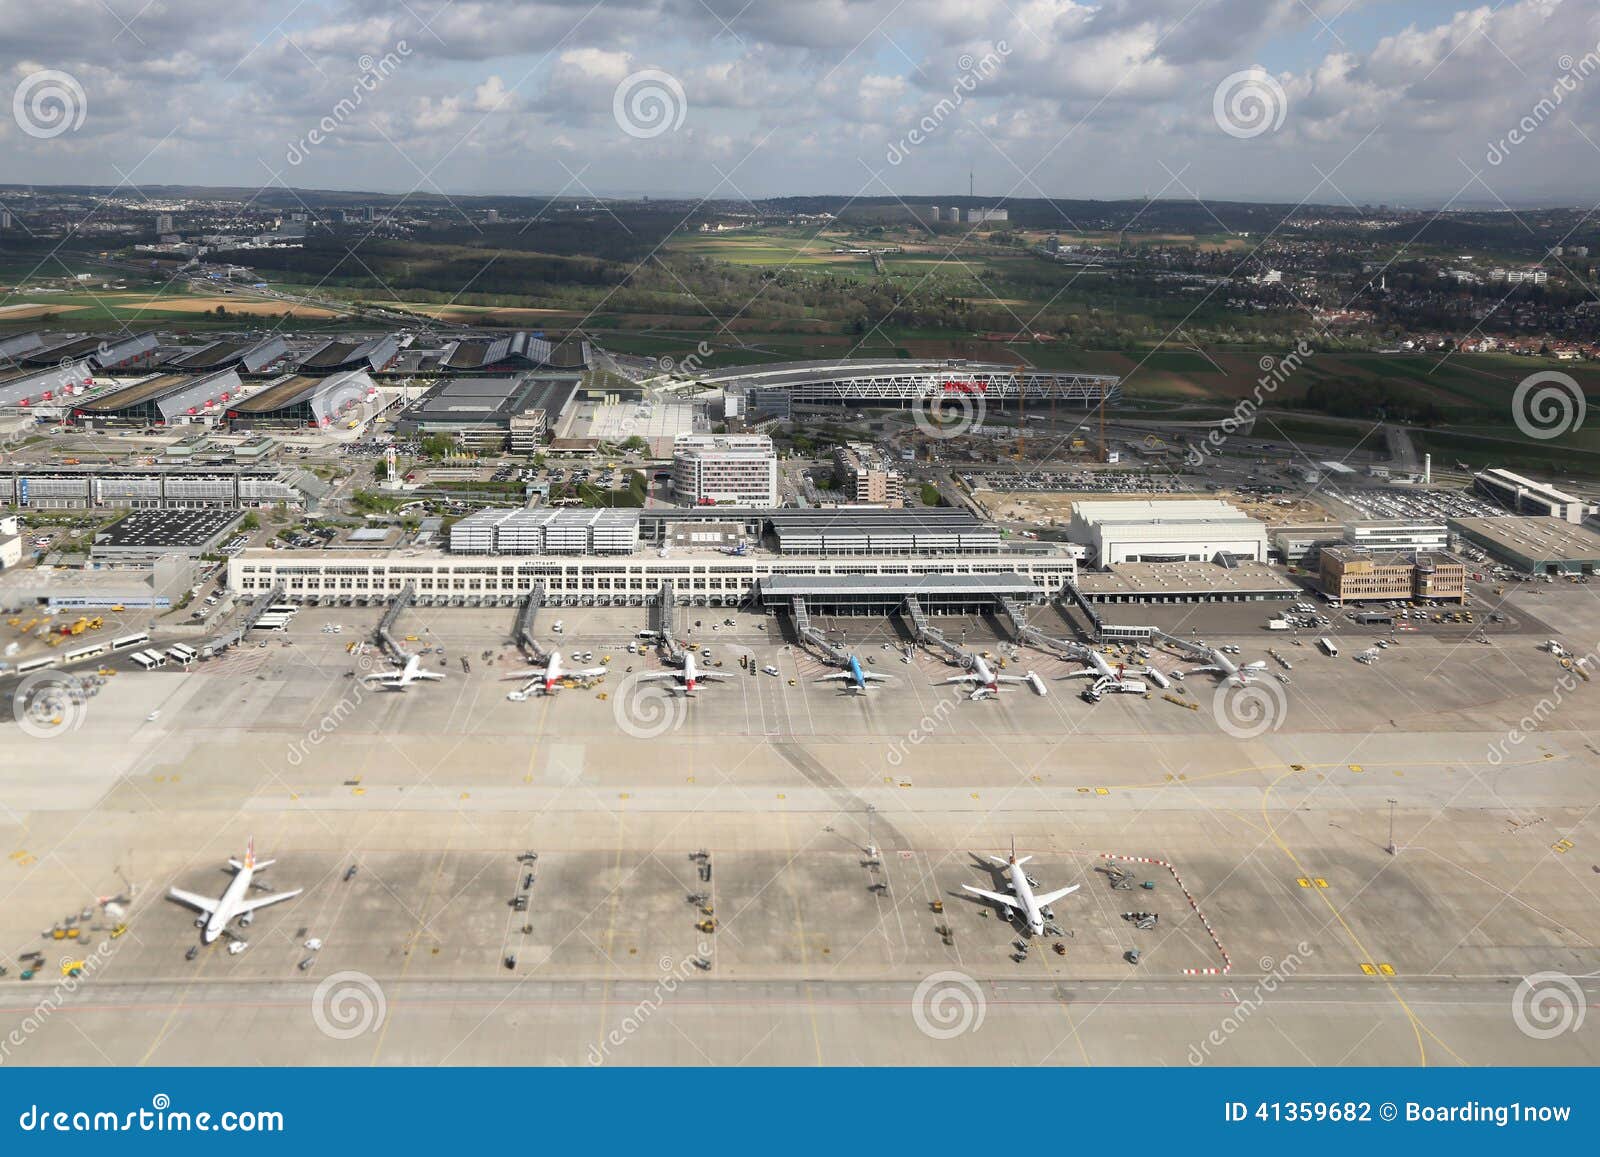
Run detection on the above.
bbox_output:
[227,544,1077,608]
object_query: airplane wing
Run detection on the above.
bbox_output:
[501,670,544,680]
[237,888,303,914]
[167,887,219,914]
[1187,665,1221,675]
[361,672,404,684]
[942,674,981,684]
[414,671,447,681]
[962,884,1023,910]
[633,672,679,682]
[569,667,609,679]
[994,674,1029,684]
[1034,883,1080,907]
[1060,670,1096,679]
[862,673,892,682]
[698,672,732,681]
[1242,660,1268,671]
[816,672,852,682]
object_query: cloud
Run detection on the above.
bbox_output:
[0,0,1596,202]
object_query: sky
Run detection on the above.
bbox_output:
[2,0,1599,208]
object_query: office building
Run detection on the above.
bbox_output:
[672,434,778,507]
[1318,548,1467,603]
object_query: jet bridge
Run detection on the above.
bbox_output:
[995,594,1084,662]
[654,581,685,663]
[790,595,850,667]
[201,584,283,658]
[374,583,415,661]
[902,594,977,669]
[1151,628,1214,663]
[512,581,547,662]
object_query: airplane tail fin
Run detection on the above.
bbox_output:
[1014,855,1033,866]
[244,837,255,870]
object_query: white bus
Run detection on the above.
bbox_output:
[1319,637,1339,657]
[63,642,109,663]
[142,649,168,668]
[251,616,290,631]
[16,655,58,675]
[167,644,198,665]
[111,632,151,652]
[266,603,300,616]
[129,651,160,671]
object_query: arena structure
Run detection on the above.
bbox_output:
[695,358,1122,410]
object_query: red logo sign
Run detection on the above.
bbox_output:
[941,380,986,394]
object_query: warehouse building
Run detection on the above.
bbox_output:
[0,361,98,411]
[223,370,378,429]
[1068,498,1268,565]
[89,508,243,561]
[393,374,578,451]
[0,331,47,363]
[167,336,289,375]
[439,332,562,372]
[19,333,159,372]
[1475,468,1594,523]
[71,368,243,427]
[1449,516,1600,575]
[672,434,778,506]
[298,334,400,375]
[1318,547,1467,603]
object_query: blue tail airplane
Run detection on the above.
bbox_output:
[816,655,893,694]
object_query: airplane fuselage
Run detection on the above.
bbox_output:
[1005,859,1046,936]
[203,863,256,942]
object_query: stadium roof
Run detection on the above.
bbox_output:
[696,358,1120,387]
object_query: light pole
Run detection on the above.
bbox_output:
[1386,798,1397,856]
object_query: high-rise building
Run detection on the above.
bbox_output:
[155,213,175,234]
[672,434,779,507]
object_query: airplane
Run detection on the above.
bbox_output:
[166,838,302,943]
[361,653,446,691]
[1187,646,1268,687]
[961,840,1079,936]
[1060,646,1170,690]
[633,651,730,695]
[504,650,609,699]
[942,654,1042,700]
[816,654,892,694]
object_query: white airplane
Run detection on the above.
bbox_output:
[962,841,1079,936]
[816,655,892,694]
[1187,646,1268,687]
[361,653,446,691]
[942,655,1040,700]
[504,650,608,698]
[167,839,302,943]
[634,651,730,695]
[1061,646,1170,690]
